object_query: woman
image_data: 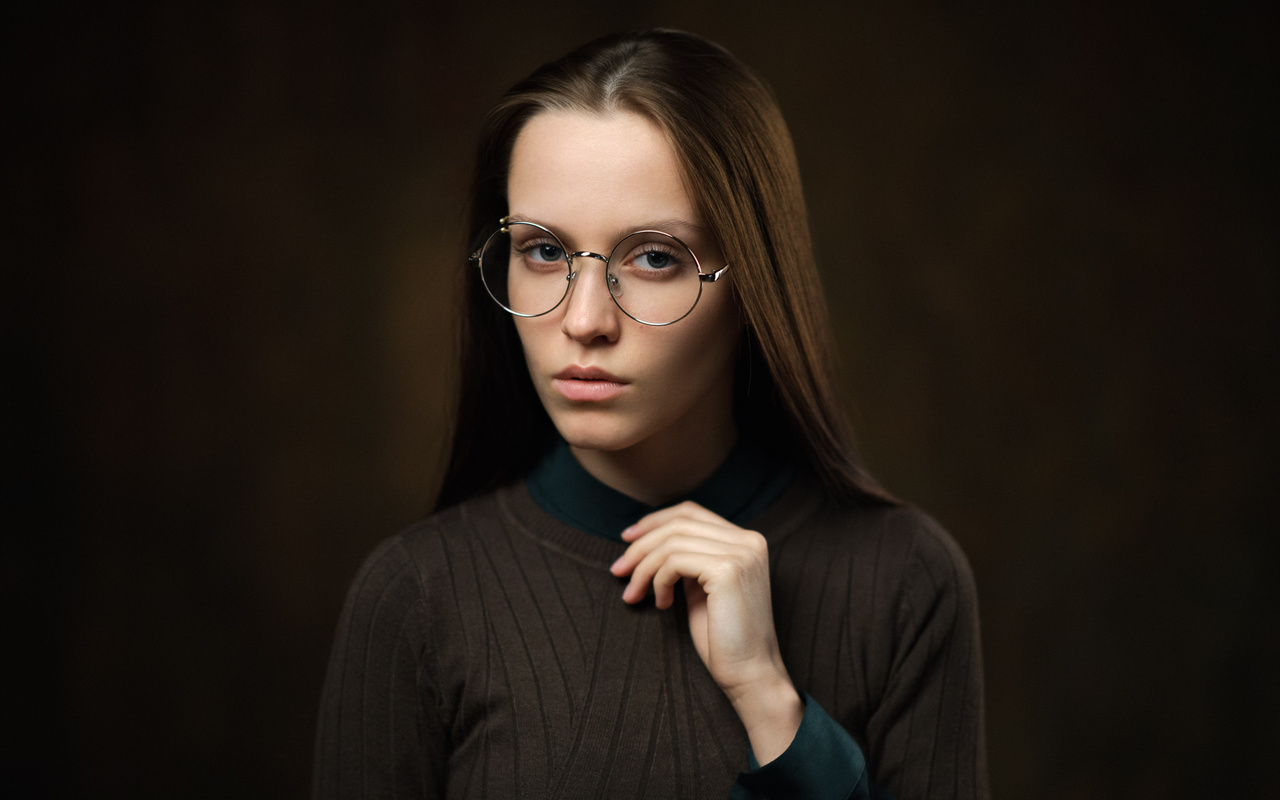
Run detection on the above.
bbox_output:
[315,29,988,800]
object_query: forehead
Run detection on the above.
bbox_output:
[506,110,699,242]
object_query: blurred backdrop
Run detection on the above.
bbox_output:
[4,1,1276,797]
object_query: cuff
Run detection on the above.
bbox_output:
[733,692,869,800]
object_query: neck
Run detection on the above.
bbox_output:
[570,418,739,506]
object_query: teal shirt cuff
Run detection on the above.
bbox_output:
[730,693,874,800]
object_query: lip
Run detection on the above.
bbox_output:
[552,365,629,402]
[554,366,627,382]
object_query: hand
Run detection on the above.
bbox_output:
[609,501,803,763]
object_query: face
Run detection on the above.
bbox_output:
[506,109,742,459]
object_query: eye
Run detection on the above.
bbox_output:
[611,232,698,285]
[639,250,672,269]
[623,243,685,271]
[531,243,565,262]
[514,239,565,263]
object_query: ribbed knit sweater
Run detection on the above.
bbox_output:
[313,469,988,799]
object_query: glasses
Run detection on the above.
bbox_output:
[469,217,730,326]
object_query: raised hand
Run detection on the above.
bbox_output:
[609,501,804,763]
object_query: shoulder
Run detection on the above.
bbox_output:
[867,503,977,603]
[822,503,982,667]
[767,477,979,617]
[764,482,984,707]
[339,488,514,621]
[841,501,978,612]
[810,500,983,677]
[769,475,970,568]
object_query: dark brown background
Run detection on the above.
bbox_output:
[4,1,1277,797]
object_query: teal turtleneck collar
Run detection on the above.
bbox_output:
[526,437,794,542]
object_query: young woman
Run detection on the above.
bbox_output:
[315,29,988,800]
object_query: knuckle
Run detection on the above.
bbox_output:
[652,539,680,559]
[709,560,740,583]
[677,500,702,516]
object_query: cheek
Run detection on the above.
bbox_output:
[511,320,562,405]
[512,318,549,367]
[658,299,741,388]
[693,292,743,365]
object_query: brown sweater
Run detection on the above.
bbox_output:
[313,474,989,799]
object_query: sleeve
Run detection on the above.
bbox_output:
[865,518,989,800]
[312,537,449,799]
[729,692,876,800]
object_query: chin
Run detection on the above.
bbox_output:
[549,411,647,453]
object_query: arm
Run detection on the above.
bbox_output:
[730,508,985,800]
[863,513,988,800]
[313,538,447,800]
[732,692,877,800]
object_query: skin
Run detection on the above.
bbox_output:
[508,109,804,764]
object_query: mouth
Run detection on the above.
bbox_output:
[552,366,629,402]
[554,366,627,383]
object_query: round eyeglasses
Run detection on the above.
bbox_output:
[469,217,730,326]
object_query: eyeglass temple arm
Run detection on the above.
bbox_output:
[699,264,730,283]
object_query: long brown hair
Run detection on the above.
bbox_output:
[435,29,894,510]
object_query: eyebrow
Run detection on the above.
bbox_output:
[505,214,710,246]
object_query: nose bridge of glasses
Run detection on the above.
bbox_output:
[570,250,609,265]
[562,249,620,313]
[566,250,613,285]
[565,248,619,300]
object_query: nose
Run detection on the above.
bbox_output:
[560,253,621,344]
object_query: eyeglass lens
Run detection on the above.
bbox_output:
[478,222,704,325]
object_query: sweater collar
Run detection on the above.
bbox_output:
[526,436,793,542]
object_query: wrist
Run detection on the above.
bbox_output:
[728,672,804,766]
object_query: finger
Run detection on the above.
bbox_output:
[611,519,747,576]
[621,500,730,541]
[621,536,746,603]
[621,536,732,601]
[649,551,726,609]
[612,520,729,575]
[621,527,769,601]
[621,500,725,540]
